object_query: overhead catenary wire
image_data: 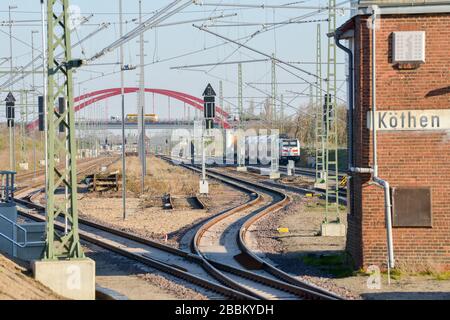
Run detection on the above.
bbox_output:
[191,23,339,99]
[196,0,352,59]
[87,0,193,63]
[192,1,354,11]
[193,24,321,80]
[202,18,328,27]
[144,3,348,70]
[3,0,350,116]
[1,16,104,89]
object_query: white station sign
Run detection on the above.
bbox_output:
[367,109,450,131]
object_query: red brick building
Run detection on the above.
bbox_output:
[337,1,450,271]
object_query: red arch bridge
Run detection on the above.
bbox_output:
[26,87,231,131]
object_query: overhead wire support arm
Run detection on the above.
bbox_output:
[171,58,269,69]
[192,24,320,81]
[157,13,237,28]
[202,18,329,28]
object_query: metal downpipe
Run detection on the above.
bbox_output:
[370,5,395,269]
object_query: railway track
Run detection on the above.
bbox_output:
[13,158,253,300]
[13,155,342,300]
[15,198,254,300]
[280,165,346,180]
[160,156,343,300]
[243,166,347,201]
[16,195,324,300]
[14,156,118,198]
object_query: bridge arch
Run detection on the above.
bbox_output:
[27,88,230,130]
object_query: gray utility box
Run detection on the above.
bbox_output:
[0,202,17,256]
[0,202,46,261]
[16,223,46,261]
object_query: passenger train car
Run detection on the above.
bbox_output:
[245,135,300,165]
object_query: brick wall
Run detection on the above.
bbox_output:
[349,13,450,271]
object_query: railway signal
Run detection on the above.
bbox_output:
[202,83,216,130]
[199,83,217,194]
[5,91,16,170]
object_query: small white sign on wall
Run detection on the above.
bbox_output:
[393,31,426,63]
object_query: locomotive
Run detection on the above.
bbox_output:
[244,135,300,165]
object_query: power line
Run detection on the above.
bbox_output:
[193,24,320,80]
[193,1,353,11]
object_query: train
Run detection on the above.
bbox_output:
[125,114,159,123]
[244,135,300,165]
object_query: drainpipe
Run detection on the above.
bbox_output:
[335,23,374,177]
[334,30,355,173]
[369,5,395,270]
[335,27,358,223]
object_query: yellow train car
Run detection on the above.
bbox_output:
[126,114,158,123]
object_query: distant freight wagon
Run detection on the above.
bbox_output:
[125,114,159,123]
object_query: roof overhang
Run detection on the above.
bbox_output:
[336,1,450,38]
[356,1,450,15]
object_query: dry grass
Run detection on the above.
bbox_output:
[110,156,198,197]
[387,260,450,279]
[0,126,46,171]
[0,254,61,300]
[79,156,248,243]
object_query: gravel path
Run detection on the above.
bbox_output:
[249,189,450,300]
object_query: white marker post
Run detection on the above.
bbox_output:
[270,133,280,179]
[236,130,247,172]
[200,119,209,194]
[287,160,295,176]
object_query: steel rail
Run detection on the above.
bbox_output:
[14,157,118,198]
[15,187,310,300]
[239,165,347,204]
[159,155,342,300]
[15,201,254,300]
[14,155,342,300]
[193,166,343,300]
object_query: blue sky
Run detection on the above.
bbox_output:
[0,0,353,122]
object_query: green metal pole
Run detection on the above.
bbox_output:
[20,91,26,166]
[238,63,243,125]
[315,23,325,184]
[325,0,339,223]
[271,53,277,127]
[45,0,83,260]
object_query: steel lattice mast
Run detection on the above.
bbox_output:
[45,0,83,259]
[138,0,146,194]
[238,63,243,124]
[324,0,340,223]
[271,53,277,126]
[219,80,224,113]
[315,23,325,184]
[20,92,26,166]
